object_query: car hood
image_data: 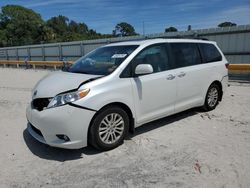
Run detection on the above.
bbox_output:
[32,71,100,99]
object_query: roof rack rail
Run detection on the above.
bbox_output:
[109,35,209,43]
[192,37,209,41]
[162,35,209,41]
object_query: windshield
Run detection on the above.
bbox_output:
[68,45,139,75]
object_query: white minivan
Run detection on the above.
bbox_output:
[26,39,228,150]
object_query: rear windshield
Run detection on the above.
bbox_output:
[68,45,138,75]
[199,43,222,63]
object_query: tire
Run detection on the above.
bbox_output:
[203,83,221,111]
[89,106,129,151]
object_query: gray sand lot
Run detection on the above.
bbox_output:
[0,68,250,188]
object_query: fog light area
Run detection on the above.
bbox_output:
[56,134,70,142]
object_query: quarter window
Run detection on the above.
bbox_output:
[170,43,202,68]
[199,43,222,63]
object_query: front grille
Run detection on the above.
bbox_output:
[32,98,51,111]
[30,124,43,137]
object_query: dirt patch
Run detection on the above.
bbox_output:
[0,68,250,188]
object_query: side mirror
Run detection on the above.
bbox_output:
[135,64,153,76]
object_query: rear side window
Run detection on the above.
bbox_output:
[170,43,202,68]
[199,43,222,63]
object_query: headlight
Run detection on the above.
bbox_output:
[47,88,90,109]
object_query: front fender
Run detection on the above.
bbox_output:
[74,78,136,119]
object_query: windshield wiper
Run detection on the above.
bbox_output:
[61,62,72,72]
[71,70,91,74]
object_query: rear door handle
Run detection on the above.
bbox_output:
[166,74,175,80]
[178,72,186,78]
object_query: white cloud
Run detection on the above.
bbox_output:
[158,4,250,31]
[20,0,250,34]
[25,0,82,8]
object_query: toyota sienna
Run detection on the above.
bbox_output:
[26,39,228,150]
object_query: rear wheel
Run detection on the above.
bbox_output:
[89,106,129,151]
[203,83,221,111]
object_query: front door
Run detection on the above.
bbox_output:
[130,43,177,125]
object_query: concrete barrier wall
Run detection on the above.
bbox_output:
[0,60,249,81]
[0,24,250,64]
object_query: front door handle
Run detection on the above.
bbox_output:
[166,74,175,80]
[178,72,186,78]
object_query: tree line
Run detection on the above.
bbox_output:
[0,5,237,47]
[165,22,237,33]
[0,5,137,47]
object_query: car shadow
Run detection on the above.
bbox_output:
[132,108,199,137]
[23,108,200,162]
[23,129,100,162]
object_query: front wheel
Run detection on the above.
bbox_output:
[203,83,221,111]
[89,106,129,151]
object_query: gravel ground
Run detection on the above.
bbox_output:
[0,68,250,188]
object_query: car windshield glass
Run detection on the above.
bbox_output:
[68,45,139,75]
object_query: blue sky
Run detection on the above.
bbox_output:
[0,0,250,34]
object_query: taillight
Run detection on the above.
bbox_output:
[225,63,229,69]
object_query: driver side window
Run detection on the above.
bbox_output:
[132,44,169,75]
[120,44,170,78]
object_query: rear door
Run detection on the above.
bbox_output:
[129,43,177,125]
[169,42,210,112]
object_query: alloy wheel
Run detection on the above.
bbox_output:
[98,113,125,144]
[207,87,218,107]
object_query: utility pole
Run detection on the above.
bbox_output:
[143,21,145,36]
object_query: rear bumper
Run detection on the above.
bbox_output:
[26,103,96,149]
